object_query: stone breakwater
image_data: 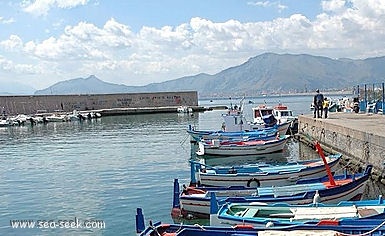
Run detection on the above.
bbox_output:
[298,112,385,183]
[0,91,198,116]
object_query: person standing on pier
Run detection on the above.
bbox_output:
[323,97,330,118]
[313,89,324,118]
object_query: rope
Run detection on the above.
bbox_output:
[192,223,206,230]
[180,133,189,145]
[336,219,385,236]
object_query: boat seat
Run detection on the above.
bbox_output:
[357,208,379,217]
[291,206,358,220]
[242,208,259,218]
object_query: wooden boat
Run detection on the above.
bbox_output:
[190,150,342,187]
[196,134,290,156]
[211,195,385,229]
[173,165,372,217]
[187,125,279,143]
[200,151,288,167]
[136,208,385,236]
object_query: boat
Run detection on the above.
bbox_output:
[196,134,290,156]
[190,144,342,187]
[211,195,385,229]
[173,165,372,217]
[273,104,296,123]
[199,151,288,166]
[0,118,11,127]
[177,106,193,113]
[186,99,290,143]
[187,125,279,143]
[273,103,298,134]
[44,113,67,122]
[136,208,385,236]
[252,105,292,135]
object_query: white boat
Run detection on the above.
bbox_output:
[273,104,298,134]
[0,119,11,127]
[44,113,67,122]
[273,104,297,124]
[252,104,291,134]
[177,106,193,113]
[197,135,290,156]
[191,151,342,187]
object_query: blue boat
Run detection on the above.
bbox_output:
[187,124,279,143]
[136,207,385,236]
[173,165,372,217]
[189,152,342,188]
[211,195,385,229]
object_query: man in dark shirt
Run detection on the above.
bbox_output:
[313,89,324,118]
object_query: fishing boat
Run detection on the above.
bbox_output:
[173,165,371,217]
[196,134,290,156]
[273,103,298,134]
[211,194,385,229]
[187,124,279,143]
[191,143,342,187]
[187,99,290,143]
[136,208,385,236]
[252,104,291,133]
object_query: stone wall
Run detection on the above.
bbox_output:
[298,115,385,179]
[0,91,198,115]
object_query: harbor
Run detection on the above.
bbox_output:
[2,94,385,235]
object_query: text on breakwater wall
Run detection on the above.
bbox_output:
[10,217,105,229]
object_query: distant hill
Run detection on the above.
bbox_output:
[34,53,385,97]
[34,75,137,95]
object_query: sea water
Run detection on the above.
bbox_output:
[0,95,383,236]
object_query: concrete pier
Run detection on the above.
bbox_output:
[298,112,385,180]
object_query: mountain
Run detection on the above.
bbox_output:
[34,75,138,95]
[33,53,385,97]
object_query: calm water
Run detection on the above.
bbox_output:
[0,95,383,236]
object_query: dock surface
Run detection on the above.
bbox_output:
[311,112,385,137]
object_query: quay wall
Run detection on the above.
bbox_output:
[298,114,385,180]
[0,91,198,115]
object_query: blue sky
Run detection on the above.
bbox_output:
[0,0,384,92]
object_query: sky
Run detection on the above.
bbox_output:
[0,0,384,91]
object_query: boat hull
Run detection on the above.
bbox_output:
[195,154,342,187]
[180,169,370,216]
[197,135,289,156]
[212,194,383,228]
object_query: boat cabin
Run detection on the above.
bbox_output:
[252,105,274,124]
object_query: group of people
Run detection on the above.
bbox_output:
[313,89,329,118]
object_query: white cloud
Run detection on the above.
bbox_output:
[0,16,15,24]
[247,1,288,12]
[321,0,347,12]
[0,35,23,51]
[2,0,385,89]
[21,0,90,16]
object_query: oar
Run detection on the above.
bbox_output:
[314,140,336,186]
